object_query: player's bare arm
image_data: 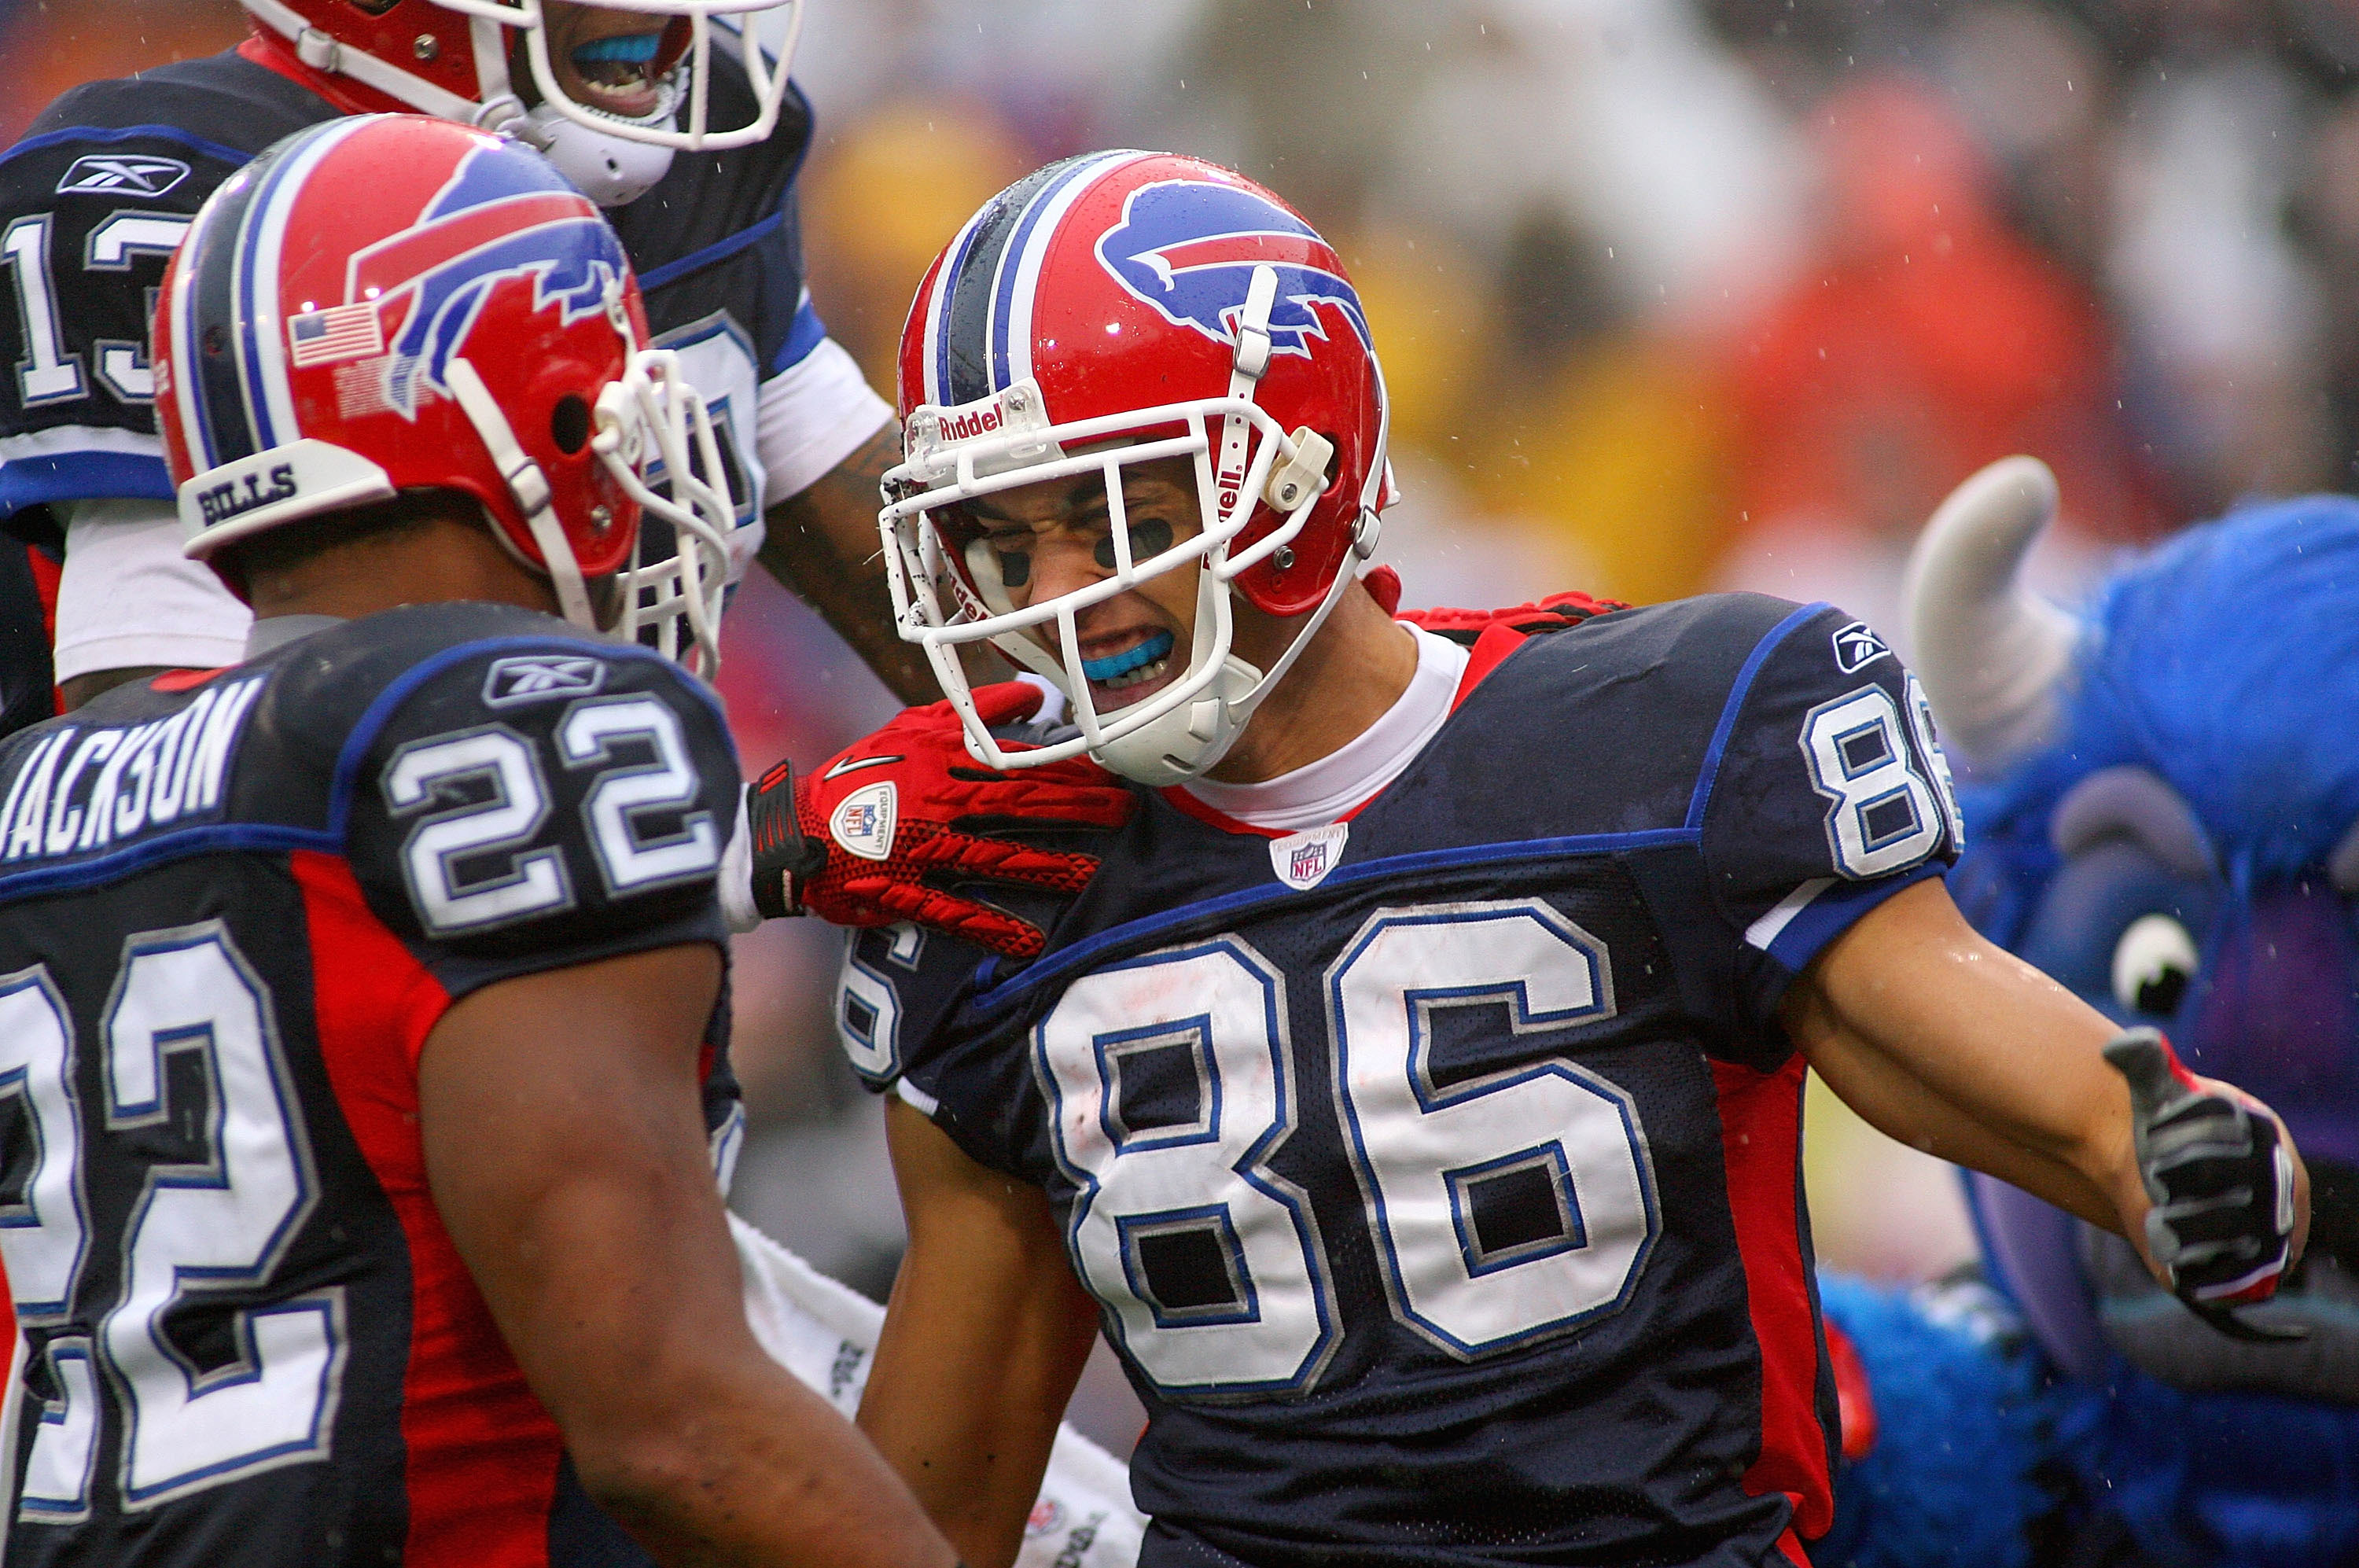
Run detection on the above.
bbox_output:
[424,947,956,1568]
[1784,876,2312,1280]
[859,1100,1101,1568]
[760,419,943,703]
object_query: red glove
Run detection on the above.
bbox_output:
[745,682,1135,959]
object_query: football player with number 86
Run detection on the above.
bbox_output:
[811,152,2313,1568]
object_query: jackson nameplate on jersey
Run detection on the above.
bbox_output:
[839,594,1964,1567]
[0,602,742,1564]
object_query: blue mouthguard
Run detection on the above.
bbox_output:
[572,32,664,65]
[1081,630,1175,682]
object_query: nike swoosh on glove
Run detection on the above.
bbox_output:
[744,682,1135,959]
[2106,1026,2308,1342]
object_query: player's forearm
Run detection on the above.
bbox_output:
[581,1367,959,1568]
[859,1238,1096,1568]
[759,420,940,704]
[1796,998,2125,1231]
[1789,879,2144,1231]
[858,1331,1051,1568]
[863,1100,1099,1568]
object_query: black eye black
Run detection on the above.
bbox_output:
[995,549,1031,587]
[1094,519,1175,570]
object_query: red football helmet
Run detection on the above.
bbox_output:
[880,152,1391,785]
[155,114,738,674]
[241,0,800,204]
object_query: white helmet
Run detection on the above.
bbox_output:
[241,0,803,207]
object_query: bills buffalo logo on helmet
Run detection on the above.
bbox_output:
[1096,179,1372,359]
[329,145,628,417]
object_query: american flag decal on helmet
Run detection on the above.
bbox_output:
[287,303,385,367]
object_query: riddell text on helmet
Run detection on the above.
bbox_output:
[937,405,1006,442]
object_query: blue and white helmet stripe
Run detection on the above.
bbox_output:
[173,155,265,472]
[234,118,370,460]
[993,150,1142,392]
[921,202,989,411]
[170,117,372,471]
[918,150,1146,410]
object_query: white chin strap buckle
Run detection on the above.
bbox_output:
[1266,428,1334,514]
[296,27,341,73]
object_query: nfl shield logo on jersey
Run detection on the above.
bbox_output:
[831,782,898,861]
[1270,821,1349,890]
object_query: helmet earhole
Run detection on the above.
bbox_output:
[550,394,591,455]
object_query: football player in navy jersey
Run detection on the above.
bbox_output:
[0,116,956,1567]
[0,0,930,720]
[790,152,2312,1568]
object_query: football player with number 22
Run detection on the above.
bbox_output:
[0,116,958,1568]
[805,151,2312,1568]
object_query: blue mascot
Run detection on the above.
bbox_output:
[1815,458,2359,1568]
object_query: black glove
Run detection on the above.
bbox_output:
[2105,1026,2304,1343]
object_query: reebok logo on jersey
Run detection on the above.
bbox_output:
[55,153,190,199]
[1831,620,1891,674]
[483,655,606,707]
[831,782,897,862]
[1270,821,1348,890]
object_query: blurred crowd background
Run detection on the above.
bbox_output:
[13,0,2357,1448]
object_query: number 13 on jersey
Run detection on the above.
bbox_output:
[1035,900,1658,1398]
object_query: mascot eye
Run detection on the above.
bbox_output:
[2111,913,2198,1017]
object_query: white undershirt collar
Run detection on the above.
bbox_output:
[1180,625,1469,831]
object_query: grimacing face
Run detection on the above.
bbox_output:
[960,457,1211,716]
[539,2,685,121]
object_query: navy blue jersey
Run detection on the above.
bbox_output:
[0,602,741,1565]
[840,594,1963,1567]
[0,543,57,740]
[0,38,815,534]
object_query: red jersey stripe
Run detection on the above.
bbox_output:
[1713,1054,1832,1551]
[292,848,564,1567]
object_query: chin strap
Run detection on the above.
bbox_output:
[1228,505,1382,717]
[1212,265,1279,533]
[443,355,598,631]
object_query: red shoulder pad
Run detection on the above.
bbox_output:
[1396,587,1628,708]
[1397,588,1626,640]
